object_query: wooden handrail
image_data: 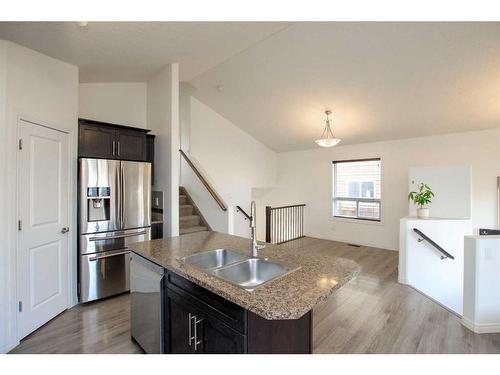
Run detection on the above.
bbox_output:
[268,203,306,210]
[179,149,227,211]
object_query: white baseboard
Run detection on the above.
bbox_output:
[1,339,19,354]
[403,283,462,317]
[462,316,500,334]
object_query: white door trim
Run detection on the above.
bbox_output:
[10,116,74,348]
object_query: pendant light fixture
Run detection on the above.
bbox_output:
[315,110,341,148]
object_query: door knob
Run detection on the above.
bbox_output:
[61,227,70,234]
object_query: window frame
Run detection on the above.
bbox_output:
[332,157,382,222]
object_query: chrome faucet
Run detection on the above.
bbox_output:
[250,201,265,257]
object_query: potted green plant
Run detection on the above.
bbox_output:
[408,183,434,219]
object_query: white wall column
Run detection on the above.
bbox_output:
[147,63,180,237]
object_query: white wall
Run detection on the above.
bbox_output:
[79,82,147,128]
[0,41,78,353]
[409,165,471,219]
[180,92,277,238]
[147,65,180,237]
[265,128,500,250]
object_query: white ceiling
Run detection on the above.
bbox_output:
[190,22,500,152]
[0,22,290,82]
[1,22,499,152]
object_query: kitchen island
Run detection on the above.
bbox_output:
[129,231,360,354]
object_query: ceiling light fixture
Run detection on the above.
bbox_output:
[315,110,341,148]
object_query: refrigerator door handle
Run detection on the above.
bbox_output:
[89,230,148,242]
[121,162,125,228]
[89,250,130,262]
[115,161,121,230]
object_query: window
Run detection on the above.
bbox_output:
[332,158,381,221]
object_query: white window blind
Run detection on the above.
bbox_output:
[332,158,381,221]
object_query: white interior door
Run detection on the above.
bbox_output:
[17,120,70,339]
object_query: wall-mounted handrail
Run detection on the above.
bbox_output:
[413,228,455,260]
[236,206,252,221]
[179,149,227,211]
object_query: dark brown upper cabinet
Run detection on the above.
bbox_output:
[78,118,150,161]
[146,134,155,185]
[78,122,116,159]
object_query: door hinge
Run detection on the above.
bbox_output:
[18,139,23,150]
[18,220,22,231]
[18,301,22,312]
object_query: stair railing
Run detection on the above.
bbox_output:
[265,204,306,244]
[180,149,227,211]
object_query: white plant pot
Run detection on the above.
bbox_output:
[417,208,429,219]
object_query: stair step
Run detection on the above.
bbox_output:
[179,214,201,228]
[180,225,208,235]
[179,214,200,221]
[178,187,210,232]
[180,204,194,216]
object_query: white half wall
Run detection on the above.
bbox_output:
[147,64,180,237]
[463,235,500,333]
[265,128,500,250]
[0,40,78,353]
[399,217,472,315]
[180,92,277,238]
[79,82,147,128]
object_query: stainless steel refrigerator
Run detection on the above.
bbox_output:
[78,158,151,303]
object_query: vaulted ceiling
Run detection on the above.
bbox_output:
[189,22,500,152]
[1,22,499,152]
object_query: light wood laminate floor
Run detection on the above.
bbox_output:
[10,237,500,354]
[10,293,143,354]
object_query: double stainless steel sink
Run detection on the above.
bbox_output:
[180,249,299,291]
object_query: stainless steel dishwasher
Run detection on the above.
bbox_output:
[130,252,165,354]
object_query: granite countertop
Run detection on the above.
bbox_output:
[129,231,360,320]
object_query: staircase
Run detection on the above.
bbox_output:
[179,186,210,235]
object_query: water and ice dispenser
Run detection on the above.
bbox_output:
[87,187,111,222]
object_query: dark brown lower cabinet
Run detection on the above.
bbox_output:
[151,223,163,239]
[166,289,196,353]
[198,311,246,353]
[247,311,312,354]
[163,270,312,354]
[166,286,245,353]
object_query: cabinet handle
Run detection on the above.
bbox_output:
[112,140,116,156]
[188,313,195,347]
[117,141,120,156]
[194,316,203,352]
